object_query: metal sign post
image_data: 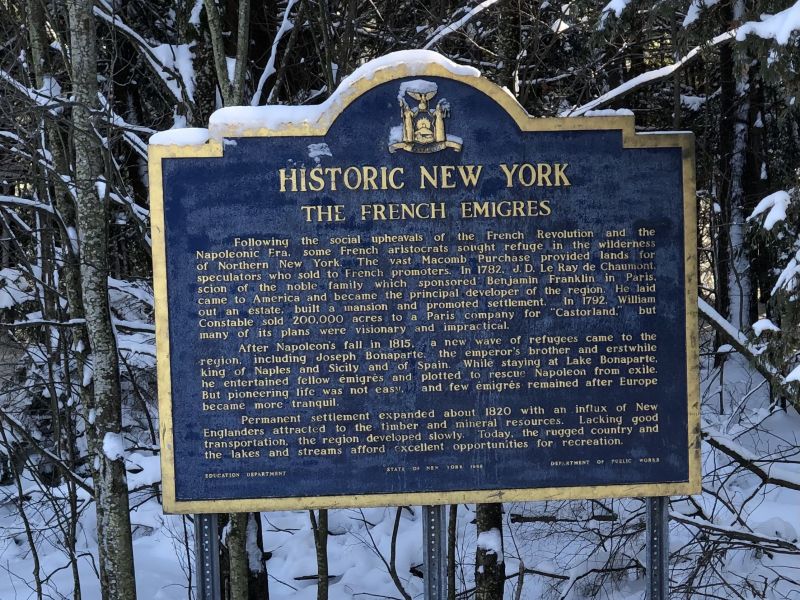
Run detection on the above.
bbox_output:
[423,505,448,600]
[195,513,221,600]
[646,497,669,600]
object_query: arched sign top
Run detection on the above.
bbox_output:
[149,51,699,514]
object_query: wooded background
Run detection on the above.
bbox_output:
[1,1,800,599]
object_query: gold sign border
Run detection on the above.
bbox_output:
[149,62,700,514]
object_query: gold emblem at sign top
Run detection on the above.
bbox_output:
[389,80,462,153]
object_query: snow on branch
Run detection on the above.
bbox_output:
[770,250,800,294]
[671,511,800,552]
[561,29,737,116]
[570,5,800,116]
[97,94,152,160]
[697,297,798,406]
[0,409,94,495]
[0,195,56,214]
[598,0,633,29]
[698,298,769,362]
[702,426,800,492]
[93,1,192,104]
[1,317,154,334]
[773,249,800,296]
[423,0,500,50]
[0,195,71,240]
[683,0,721,28]
[745,192,800,297]
[108,278,154,309]
[251,0,301,106]
[0,133,77,201]
[737,1,800,45]
[107,190,152,252]
[0,68,65,113]
[0,268,35,309]
[747,190,791,231]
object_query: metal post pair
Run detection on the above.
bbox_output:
[423,500,669,600]
[193,508,449,600]
[195,500,667,600]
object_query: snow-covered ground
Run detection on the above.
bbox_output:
[2,342,799,599]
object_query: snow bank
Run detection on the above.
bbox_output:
[208,50,479,137]
[127,453,162,487]
[753,516,799,542]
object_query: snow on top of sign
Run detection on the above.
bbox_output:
[149,127,210,146]
[208,50,480,137]
[398,79,438,100]
[584,108,634,117]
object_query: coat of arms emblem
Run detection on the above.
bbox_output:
[388,80,462,153]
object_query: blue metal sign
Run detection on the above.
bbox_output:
[150,60,700,513]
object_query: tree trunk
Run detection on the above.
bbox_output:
[743,70,770,320]
[65,1,137,599]
[475,503,504,600]
[310,509,329,600]
[228,513,249,600]
[726,74,751,330]
[715,1,736,329]
[204,0,250,106]
[496,0,521,94]
[719,0,752,330]
[246,513,269,600]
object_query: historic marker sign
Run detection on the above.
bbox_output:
[150,55,700,513]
